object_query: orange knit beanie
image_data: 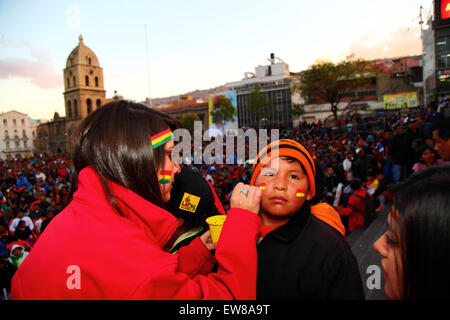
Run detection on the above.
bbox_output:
[249,139,316,198]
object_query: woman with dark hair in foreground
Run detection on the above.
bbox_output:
[374,165,450,299]
[10,101,261,299]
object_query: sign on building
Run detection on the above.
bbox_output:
[383,92,418,110]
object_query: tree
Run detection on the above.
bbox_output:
[180,112,200,134]
[211,95,236,131]
[291,103,305,119]
[294,55,376,122]
[247,84,274,128]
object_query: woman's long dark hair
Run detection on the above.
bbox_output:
[392,165,450,299]
[66,100,179,213]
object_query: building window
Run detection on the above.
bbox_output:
[15,141,19,148]
[95,77,99,87]
[68,101,72,118]
[67,78,70,88]
[22,130,26,137]
[23,141,27,148]
[437,35,450,69]
[21,119,24,126]
[87,99,92,114]
[4,130,8,138]
[13,119,16,126]
[96,99,101,109]
[73,76,76,86]
[74,100,78,117]
[85,75,89,86]
[3,119,6,125]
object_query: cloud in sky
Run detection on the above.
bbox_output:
[345,26,422,60]
[0,40,61,89]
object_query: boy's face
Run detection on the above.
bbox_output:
[255,157,312,225]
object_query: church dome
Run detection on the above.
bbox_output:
[66,35,100,68]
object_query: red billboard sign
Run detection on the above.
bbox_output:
[442,0,450,20]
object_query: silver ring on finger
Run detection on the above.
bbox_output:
[240,188,249,197]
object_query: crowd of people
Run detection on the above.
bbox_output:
[0,99,449,299]
[188,106,448,233]
[0,154,72,297]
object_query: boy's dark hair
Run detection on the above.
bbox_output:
[392,165,450,299]
[68,100,179,215]
[416,144,435,160]
[432,116,450,140]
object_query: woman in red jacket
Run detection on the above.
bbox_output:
[10,101,261,300]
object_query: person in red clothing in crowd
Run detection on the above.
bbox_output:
[336,178,366,234]
[56,163,68,179]
[10,101,261,300]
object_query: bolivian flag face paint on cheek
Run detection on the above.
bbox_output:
[159,170,172,185]
[296,189,305,198]
[257,183,266,190]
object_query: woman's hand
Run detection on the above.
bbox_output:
[200,231,217,251]
[230,182,262,215]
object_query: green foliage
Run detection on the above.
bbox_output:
[180,112,200,133]
[247,84,274,128]
[211,95,235,126]
[291,103,305,117]
[294,55,376,121]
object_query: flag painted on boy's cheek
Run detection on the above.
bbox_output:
[159,170,172,184]
[296,189,305,198]
[257,183,266,190]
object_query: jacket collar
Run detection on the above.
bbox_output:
[74,166,178,248]
[264,203,311,243]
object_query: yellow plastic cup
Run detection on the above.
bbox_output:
[206,215,227,243]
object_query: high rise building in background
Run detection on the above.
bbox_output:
[422,0,450,104]
[225,53,295,129]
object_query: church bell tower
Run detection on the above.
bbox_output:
[63,35,106,120]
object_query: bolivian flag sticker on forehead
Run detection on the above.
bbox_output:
[159,170,172,185]
[151,128,173,149]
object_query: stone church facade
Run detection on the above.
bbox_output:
[35,35,106,154]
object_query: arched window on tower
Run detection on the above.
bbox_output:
[95,77,99,87]
[87,99,92,114]
[74,100,78,117]
[68,101,72,118]
[96,99,101,109]
[85,76,89,86]
[67,78,70,88]
[73,76,76,87]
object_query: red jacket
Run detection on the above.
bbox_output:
[337,189,366,232]
[10,167,260,300]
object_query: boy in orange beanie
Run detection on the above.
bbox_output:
[250,139,364,299]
